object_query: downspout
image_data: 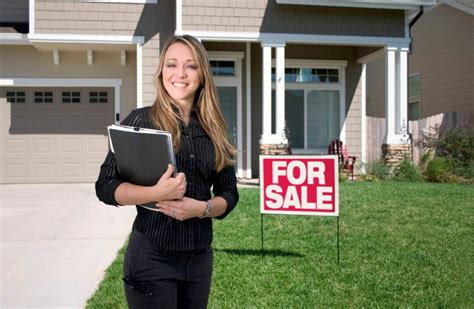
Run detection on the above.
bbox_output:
[408,6,424,53]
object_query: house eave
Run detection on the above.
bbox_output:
[275,0,436,10]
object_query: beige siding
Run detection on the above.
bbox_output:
[0,45,136,117]
[34,0,176,106]
[0,0,29,23]
[182,0,405,37]
[409,4,474,117]
[366,55,386,118]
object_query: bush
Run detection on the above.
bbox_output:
[421,123,474,180]
[393,157,424,182]
[425,157,453,183]
[366,160,391,180]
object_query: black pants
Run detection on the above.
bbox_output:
[123,230,213,309]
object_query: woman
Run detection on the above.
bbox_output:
[95,35,239,308]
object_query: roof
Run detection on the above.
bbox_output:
[276,0,437,10]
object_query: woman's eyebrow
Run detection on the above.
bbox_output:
[165,58,196,62]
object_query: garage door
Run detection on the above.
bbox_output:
[0,87,115,183]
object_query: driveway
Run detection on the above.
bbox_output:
[0,183,136,308]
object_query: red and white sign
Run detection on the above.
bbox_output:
[260,155,339,216]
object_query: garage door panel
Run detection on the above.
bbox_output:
[32,138,56,153]
[59,137,83,153]
[33,162,57,177]
[4,138,29,154]
[1,87,115,183]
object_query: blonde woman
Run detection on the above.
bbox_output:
[96,35,239,308]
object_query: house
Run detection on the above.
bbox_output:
[0,0,436,184]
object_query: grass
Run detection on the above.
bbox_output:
[87,182,473,307]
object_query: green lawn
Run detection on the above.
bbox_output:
[87,182,473,307]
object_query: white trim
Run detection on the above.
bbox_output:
[340,66,346,143]
[275,0,435,10]
[176,31,260,42]
[78,0,158,3]
[442,0,474,15]
[29,0,35,34]
[136,43,143,108]
[0,77,122,126]
[209,53,244,178]
[0,33,30,45]
[245,42,252,179]
[87,50,94,66]
[275,46,286,138]
[176,0,182,33]
[361,63,367,173]
[281,59,348,68]
[178,31,411,48]
[53,49,60,65]
[262,46,272,138]
[0,78,122,87]
[121,50,126,66]
[28,33,144,45]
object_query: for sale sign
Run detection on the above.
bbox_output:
[260,155,339,216]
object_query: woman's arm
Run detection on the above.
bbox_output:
[114,164,186,206]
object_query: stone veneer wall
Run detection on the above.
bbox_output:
[382,144,411,170]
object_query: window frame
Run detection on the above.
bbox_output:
[6,91,26,103]
[408,73,421,120]
[271,59,347,153]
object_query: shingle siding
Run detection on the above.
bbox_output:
[182,0,405,37]
[409,4,474,117]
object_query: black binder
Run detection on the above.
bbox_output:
[107,124,177,211]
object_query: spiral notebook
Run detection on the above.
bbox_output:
[107,124,177,211]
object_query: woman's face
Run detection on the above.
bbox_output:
[162,42,201,108]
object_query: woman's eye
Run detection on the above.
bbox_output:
[166,63,176,68]
[188,64,198,70]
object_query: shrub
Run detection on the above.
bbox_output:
[393,156,424,182]
[425,157,452,183]
[366,160,391,180]
[421,123,474,179]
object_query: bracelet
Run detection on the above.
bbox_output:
[199,200,212,218]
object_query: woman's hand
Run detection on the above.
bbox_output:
[153,164,186,201]
[157,197,207,221]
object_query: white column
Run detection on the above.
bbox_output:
[384,47,398,144]
[399,48,409,135]
[261,45,272,140]
[275,45,287,142]
[246,42,252,178]
[136,42,143,108]
[361,63,367,173]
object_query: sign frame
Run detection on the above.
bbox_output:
[259,155,339,217]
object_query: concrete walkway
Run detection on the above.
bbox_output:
[0,183,136,308]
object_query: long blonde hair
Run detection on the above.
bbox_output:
[150,35,236,172]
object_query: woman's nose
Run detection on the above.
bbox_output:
[177,65,187,78]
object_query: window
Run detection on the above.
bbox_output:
[62,92,81,103]
[34,92,53,103]
[272,67,339,83]
[210,60,235,76]
[6,91,26,103]
[89,91,108,103]
[408,73,421,120]
[271,61,345,151]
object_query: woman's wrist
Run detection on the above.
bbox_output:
[198,200,212,218]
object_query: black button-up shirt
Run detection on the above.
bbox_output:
[95,107,239,251]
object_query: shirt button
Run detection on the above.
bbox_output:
[190,154,195,159]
